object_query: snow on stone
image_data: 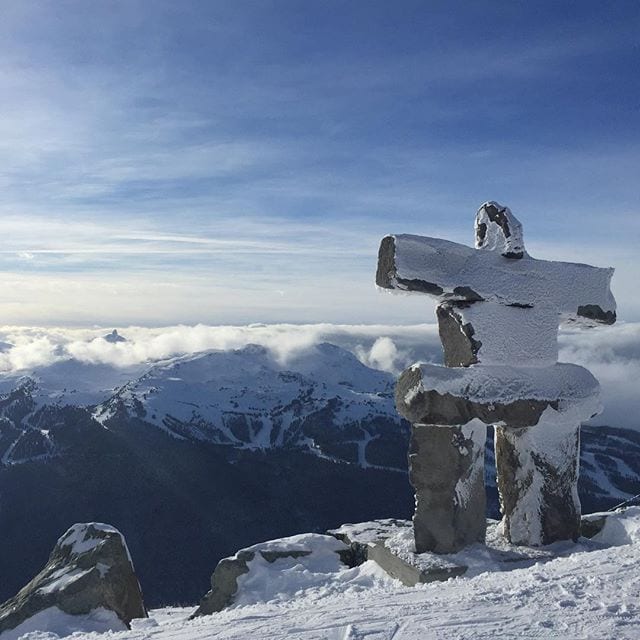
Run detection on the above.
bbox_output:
[57,523,133,567]
[388,233,616,321]
[59,523,121,556]
[231,534,356,607]
[330,519,409,546]
[592,506,640,546]
[380,204,617,550]
[406,362,600,412]
[37,569,94,596]
[454,419,486,508]
[454,302,559,365]
[474,201,526,258]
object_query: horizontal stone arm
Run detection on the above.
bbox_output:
[376,234,616,324]
[396,363,601,428]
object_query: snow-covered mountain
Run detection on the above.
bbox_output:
[0,342,638,607]
[93,343,404,468]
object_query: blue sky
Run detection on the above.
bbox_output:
[0,1,638,325]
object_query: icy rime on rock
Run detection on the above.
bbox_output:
[377,201,616,551]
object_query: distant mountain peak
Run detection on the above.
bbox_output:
[237,344,268,356]
[104,330,127,344]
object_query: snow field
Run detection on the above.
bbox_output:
[12,508,640,640]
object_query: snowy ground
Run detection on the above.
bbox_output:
[16,508,640,640]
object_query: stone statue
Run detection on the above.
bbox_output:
[376,202,616,552]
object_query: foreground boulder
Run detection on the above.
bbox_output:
[193,533,348,616]
[0,523,146,638]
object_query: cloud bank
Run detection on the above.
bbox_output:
[0,322,638,430]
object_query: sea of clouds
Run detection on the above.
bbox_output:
[0,322,638,430]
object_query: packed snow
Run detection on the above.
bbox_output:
[453,302,559,365]
[0,608,125,640]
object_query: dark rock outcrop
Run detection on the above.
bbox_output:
[192,550,256,616]
[0,523,146,636]
[436,302,480,367]
[103,330,126,343]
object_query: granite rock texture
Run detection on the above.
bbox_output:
[409,422,486,553]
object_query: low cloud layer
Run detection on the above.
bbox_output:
[0,322,638,430]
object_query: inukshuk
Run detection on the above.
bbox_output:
[376,202,616,552]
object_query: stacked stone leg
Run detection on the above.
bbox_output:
[396,357,600,548]
[409,422,486,553]
[495,415,581,545]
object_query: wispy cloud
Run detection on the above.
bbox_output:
[0,2,636,324]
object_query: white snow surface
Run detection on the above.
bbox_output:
[229,533,370,607]
[0,607,125,640]
[14,508,640,640]
[592,507,640,546]
[390,233,616,319]
[456,302,559,365]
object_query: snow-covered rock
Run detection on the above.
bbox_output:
[376,229,616,324]
[475,201,526,259]
[396,362,601,428]
[0,523,146,638]
[193,533,351,615]
[590,506,640,546]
